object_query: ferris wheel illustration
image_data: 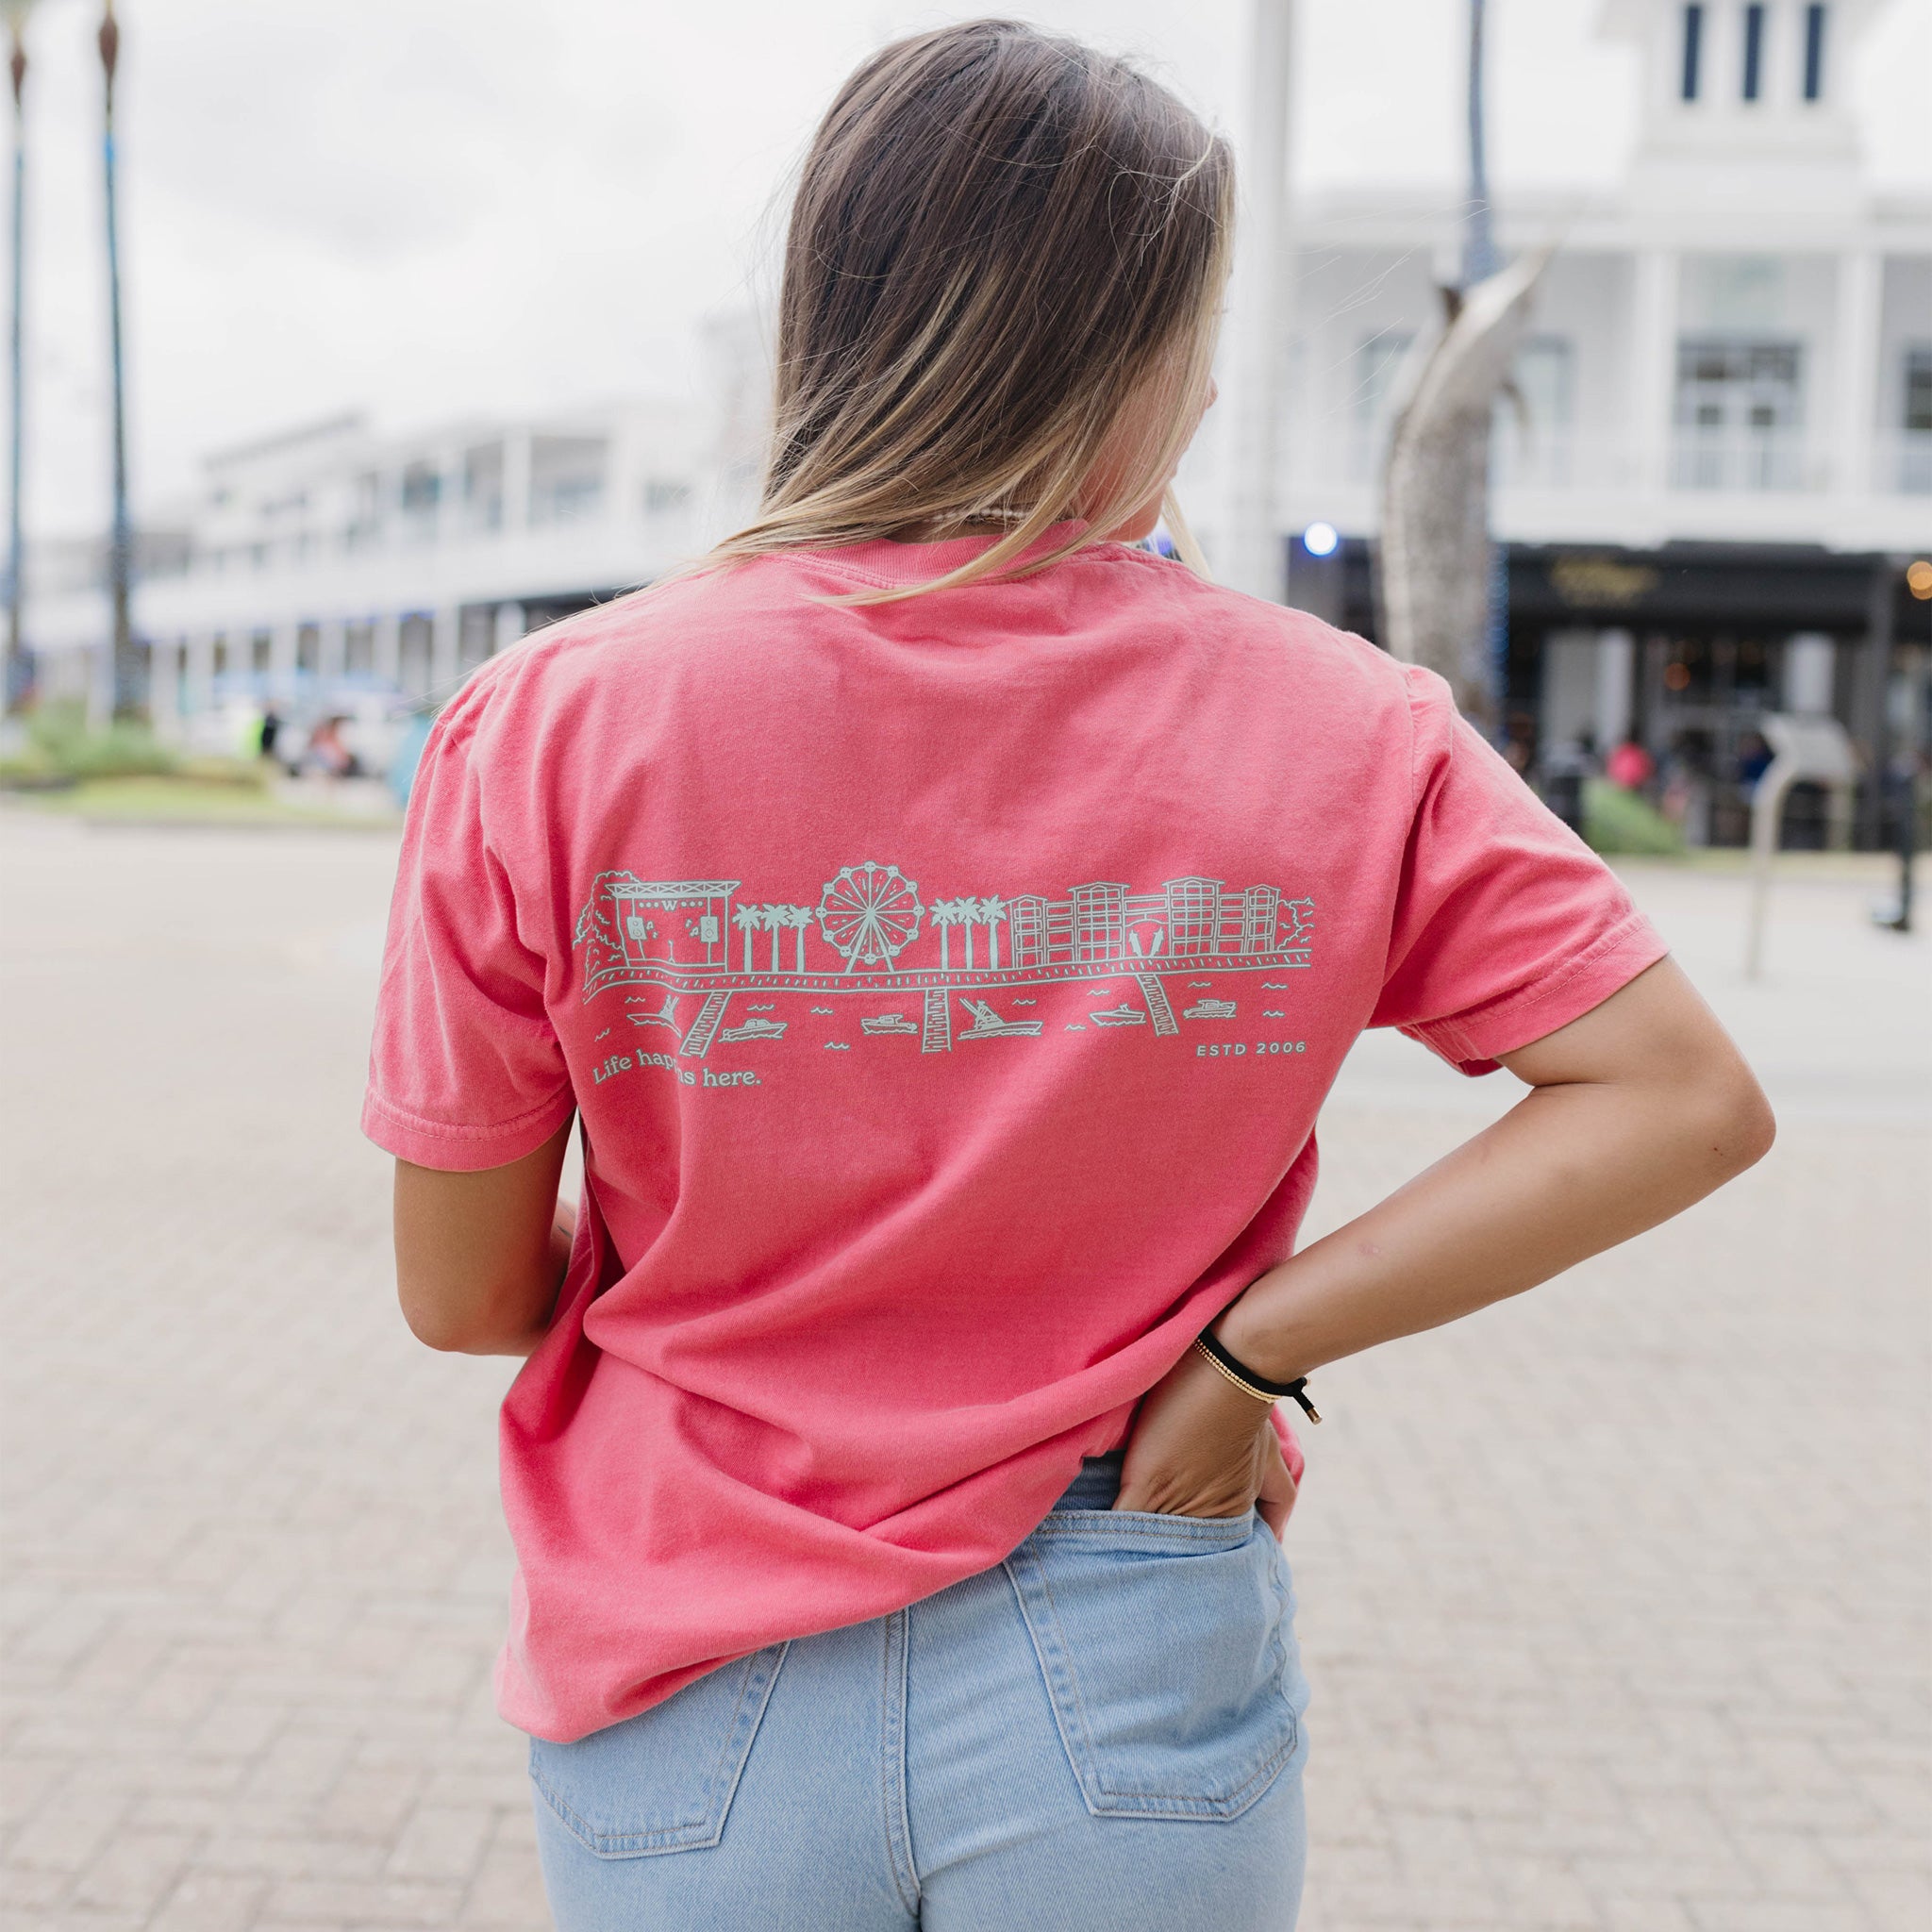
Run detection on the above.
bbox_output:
[817,862,924,971]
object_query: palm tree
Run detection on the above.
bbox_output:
[978,895,1007,971]
[761,904,787,971]
[933,898,959,970]
[784,905,813,971]
[732,903,760,973]
[958,899,977,973]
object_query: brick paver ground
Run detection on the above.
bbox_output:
[2,816,1925,1931]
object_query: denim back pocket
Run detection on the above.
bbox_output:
[529,1644,788,1857]
[1004,1510,1300,1822]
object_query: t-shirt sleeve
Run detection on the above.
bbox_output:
[1371,667,1669,1075]
[361,707,575,1169]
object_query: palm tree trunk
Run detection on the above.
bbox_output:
[794,919,808,972]
[963,923,975,971]
[939,924,950,970]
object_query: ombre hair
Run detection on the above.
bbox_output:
[707,19,1233,599]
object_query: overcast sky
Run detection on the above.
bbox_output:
[11,0,1929,537]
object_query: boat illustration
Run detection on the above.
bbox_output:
[958,999,1044,1040]
[1182,998,1237,1020]
[1087,1005,1147,1027]
[718,1018,787,1043]
[860,1013,921,1036]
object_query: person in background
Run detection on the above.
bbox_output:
[1606,735,1656,791]
[1737,729,1775,790]
[1659,732,1712,845]
[365,24,1774,1930]
[304,715,359,780]
[258,704,282,762]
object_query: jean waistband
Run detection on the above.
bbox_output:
[1052,1453,1124,1512]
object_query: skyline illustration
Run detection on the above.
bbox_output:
[575,860,1314,1057]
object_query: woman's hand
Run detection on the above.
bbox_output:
[1115,1342,1298,1536]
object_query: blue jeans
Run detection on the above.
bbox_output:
[529,1456,1310,1930]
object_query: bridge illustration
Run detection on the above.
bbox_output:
[575,864,1313,1056]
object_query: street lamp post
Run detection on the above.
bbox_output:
[1221,0,1294,602]
[2,0,35,719]
[1462,0,1496,289]
[1462,0,1510,736]
[98,0,135,720]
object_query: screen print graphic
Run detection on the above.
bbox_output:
[575,862,1313,1058]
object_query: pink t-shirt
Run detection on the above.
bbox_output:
[364,530,1665,1743]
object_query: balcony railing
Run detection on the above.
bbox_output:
[1316,426,1927,499]
[1669,426,1819,493]
[1884,430,1932,496]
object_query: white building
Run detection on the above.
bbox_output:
[18,355,759,731]
[1256,0,1929,841]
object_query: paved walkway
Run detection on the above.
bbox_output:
[2,818,1924,1931]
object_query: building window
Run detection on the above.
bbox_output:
[529,436,609,526]
[1740,4,1765,101]
[345,471,382,550]
[464,443,504,531]
[1355,330,1413,424]
[1681,4,1704,100]
[1674,338,1806,490]
[1802,4,1827,100]
[1903,347,1932,494]
[1906,350,1932,432]
[1350,328,1414,478]
[399,462,441,525]
[1511,335,1575,483]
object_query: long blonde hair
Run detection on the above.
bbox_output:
[708,20,1233,600]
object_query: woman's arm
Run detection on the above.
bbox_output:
[1117,958,1774,1520]
[393,1117,576,1356]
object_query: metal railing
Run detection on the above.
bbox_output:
[1669,426,1817,493]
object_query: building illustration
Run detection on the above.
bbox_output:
[575,861,1314,1057]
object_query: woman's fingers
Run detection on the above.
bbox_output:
[1256,1427,1297,1541]
[1114,1344,1281,1518]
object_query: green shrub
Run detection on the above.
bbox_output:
[2,702,178,782]
[1583,777,1685,857]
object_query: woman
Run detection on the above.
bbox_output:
[365,23,1772,1930]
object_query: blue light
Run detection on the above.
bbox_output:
[1302,521,1340,558]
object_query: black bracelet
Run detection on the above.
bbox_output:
[1195,1325,1322,1424]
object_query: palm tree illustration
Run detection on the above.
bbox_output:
[958,899,978,973]
[783,905,813,971]
[762,904,788,971]
[732,904,761,973]
[933,898,959,970]
[978,895,1007,971]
